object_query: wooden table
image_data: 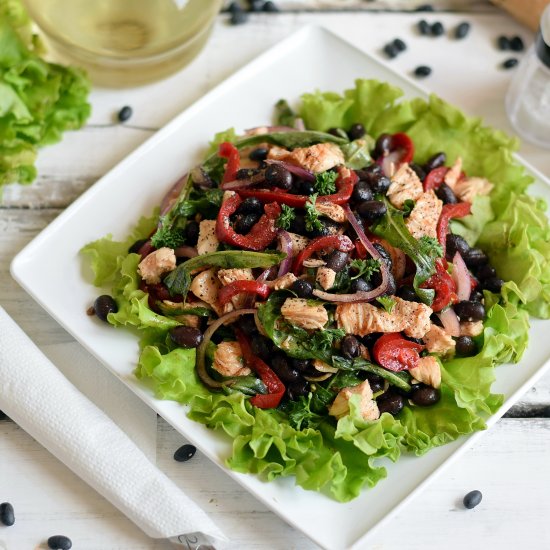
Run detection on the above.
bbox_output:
[2,4,550,550]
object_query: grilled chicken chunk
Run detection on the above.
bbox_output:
[409,355,441,389]
[213,341,251,377]
[335,296,432,339]
[460,320,484,337]
[137,247,176,284]
[328,380,380,421]
[423,324,456,355]
[444,157,493,202]
[218,268,254,309]
[386,163,424,209]
[288,232,311,256]
[315,201,346,223]
[281,297,328,330]
[267,142,345,173]
[197,219,219,255]
[189,268,222,315]
[266,273,298,290]
[316,266,337,290]
[405,190,443,240]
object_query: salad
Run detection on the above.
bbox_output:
[82,79,550,502]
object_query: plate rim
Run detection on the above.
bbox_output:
[10,24,550,550]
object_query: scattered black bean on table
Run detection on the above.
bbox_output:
[455,21,471,39]
[93,295,118,322]
[0,502,15,526]
[383,42,399,59]
[230,9,249,25]
[509,35,525,52]
[415,3,435,11]
[263,1,279,12]
[393,38,407,52]
[463,489,483,509]
[497,35,510,50]
[173,444,197,462]
[414,65,432,78]
[431,21,445,36]
[502,57,519,69]
[47,535,73,550]
[417,19,431,35]
[117,105,133,123]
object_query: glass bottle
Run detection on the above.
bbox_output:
[506,4,550,149]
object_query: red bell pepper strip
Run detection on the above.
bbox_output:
[293,234,354,274]
[219,142,240,184]
[234,328,285,409]
[373,333,424,372]
[423,166,449,192]
[436,201,472,255]
[216,193,281,251]
[420,259,458,312]
[391,133,415,164]
[237,166,358,207]
[218,280,271,307]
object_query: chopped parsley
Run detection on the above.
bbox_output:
[276,204,296,230]
[305,193,323,232]
[309,328,346,352]
[314,171,338,195]
[376,295,397,313]
[151,219,186,249]
[349,258,380,280]
[418,236,444,259]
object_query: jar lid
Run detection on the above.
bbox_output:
[537,4,550,68]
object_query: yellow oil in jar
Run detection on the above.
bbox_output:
[22,0,222,86]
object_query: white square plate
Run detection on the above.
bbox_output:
[11,26,550,550]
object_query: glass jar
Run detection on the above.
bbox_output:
[21,0,223,87]
[506,5,550,149]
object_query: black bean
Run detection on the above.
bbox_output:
[482,277,504,293]
[347,123,366,140]
[234,213,260,234]
[248,0,264,11]
[358,164,383,181]
[227,1,241,12]
[463,490,483,509]
[361,332,382,351]
[0,502,15,526]
[291,279,313,298]
[128,238,148,254]
[270,353,301,384]
[299,180,315,195]
[94,295,118,322]
[350,278,374,293]
[173,443,197,462]
[263,1,279,12]
[249,147,269,161]
[47,535,72,550]
[341,335,361,359]
[470,290,484,303]
[455,336,477,357]
[414,65,432,78]
[184,220,200,246]
[373,134,393,158]
[373,243,393,270]
[416,3,435,11]
[431,21,445,36]
[308,218,341,238]
[382,271,397,296]
[397,285,420,302]
[418,19,431,35]
[393,38,407,52]
[475,264,496,280]
[351,181,374,203]
[169,326,203,348]
[237,316,257,336]
[365,373,385,393]
[409,162,426,181]
[230,9,248,24]
[265,164,292,190]
[509,36,524,52]
[454,300,486,322]
[235,168,256,180]
[424,151,447,172]
[117,105,132,122]
[502,58,519,69]
[435,183,458,204]
[287,379,309,401]
[370,174,391,194]
[463,247,488,267]
[235,197,263,216]
[455,21,471,39]
[357,200,387,222]
[251,335,272,361]
[327,127,346,138]
[410,384,441,406]
[383,43,399,59]
[289,213,306,234]
[377,392,404,415]
[326,250,349,271]
[446,234,470,260]
[497,35,510,50]
[291,358,311,372]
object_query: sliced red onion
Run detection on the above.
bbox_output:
[221,172,266,190]
[452,252,472,301]
[160,174,188,216]
[437,307,461,337]
[174,246,198,258]
[294,118,306,131]
[312,206,391,303]
[377,151,401,178]
[196,308,257,389]
[265,159,315,182]
[277,230,293,277]
[244,267,275,308]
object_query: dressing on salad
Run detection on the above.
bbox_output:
[82,79,550,502]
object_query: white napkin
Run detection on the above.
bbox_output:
[0,306,226,543]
